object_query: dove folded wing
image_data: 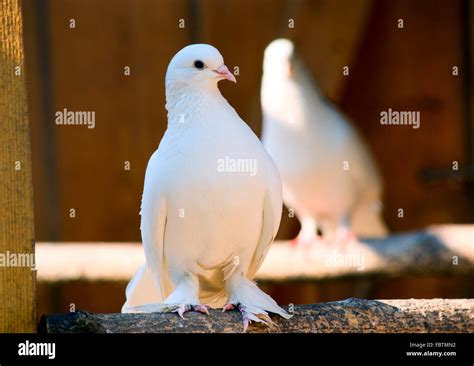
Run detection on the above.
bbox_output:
[122,152,171,312]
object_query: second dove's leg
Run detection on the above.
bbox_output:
[291,216,323,246]
[333,216,356,248]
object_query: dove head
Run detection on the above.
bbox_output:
[165,44,236,92]
[263,38,296,81]
[261,39,311,129]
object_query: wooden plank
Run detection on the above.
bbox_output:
[22,1,62,240]
[291,0,373,101]
[0,0,36,332]
[38,298,473,333]
[467,0,474,218]
[341,0,470,231]
[35,225,474,283]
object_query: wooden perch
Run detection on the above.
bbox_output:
[38,298,473,333]
[0,0,36,332]
[258,224,474,281]
[35,225,474,282]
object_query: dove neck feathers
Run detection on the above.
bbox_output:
[262,60,331,132]
[165,81,231,128]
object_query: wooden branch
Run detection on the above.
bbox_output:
[35,225,474,283]
[38,298,473,333]
[0,0,36,332]
[258,225,474,281]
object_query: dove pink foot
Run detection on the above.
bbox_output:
[173,304,209,319]
[333,227,356,249]
[222,303,252,332]
[289,234,325,247]
[290,217,325,247]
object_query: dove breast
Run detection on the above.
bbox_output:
[145,101,281,283]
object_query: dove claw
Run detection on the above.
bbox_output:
[173,304,191,319]
[242,318,249,333]
[193,304,209,315]
[223,303,252,332]
[238,304,251,333]
[172,304,209,319]
[222,303,236,312]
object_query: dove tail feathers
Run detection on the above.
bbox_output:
[227,275,291,323]
[121,264,163,313]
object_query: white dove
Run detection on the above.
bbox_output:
[261,39,387,246]
[122,44,290,331]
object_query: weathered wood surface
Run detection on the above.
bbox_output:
[35,225,474,282]
[259,224,474,281]
[0,0,36,332]
[39,298,473,333]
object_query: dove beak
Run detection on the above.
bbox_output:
[214,65,237,83]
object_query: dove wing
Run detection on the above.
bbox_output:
[139,151,172,302]
[247,171,282,279]
[140,192,168,300]
[122,166,170,312]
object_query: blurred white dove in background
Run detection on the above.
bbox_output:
[261,39,387,246]
[122,44,290,331]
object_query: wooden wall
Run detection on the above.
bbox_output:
[18,0,473,317]
[341,0,471,231]
[22,0,472,243]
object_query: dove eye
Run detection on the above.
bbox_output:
[194,60,205,69]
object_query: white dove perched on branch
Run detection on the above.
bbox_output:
[261,39,387,246]
[122,44,290,331]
